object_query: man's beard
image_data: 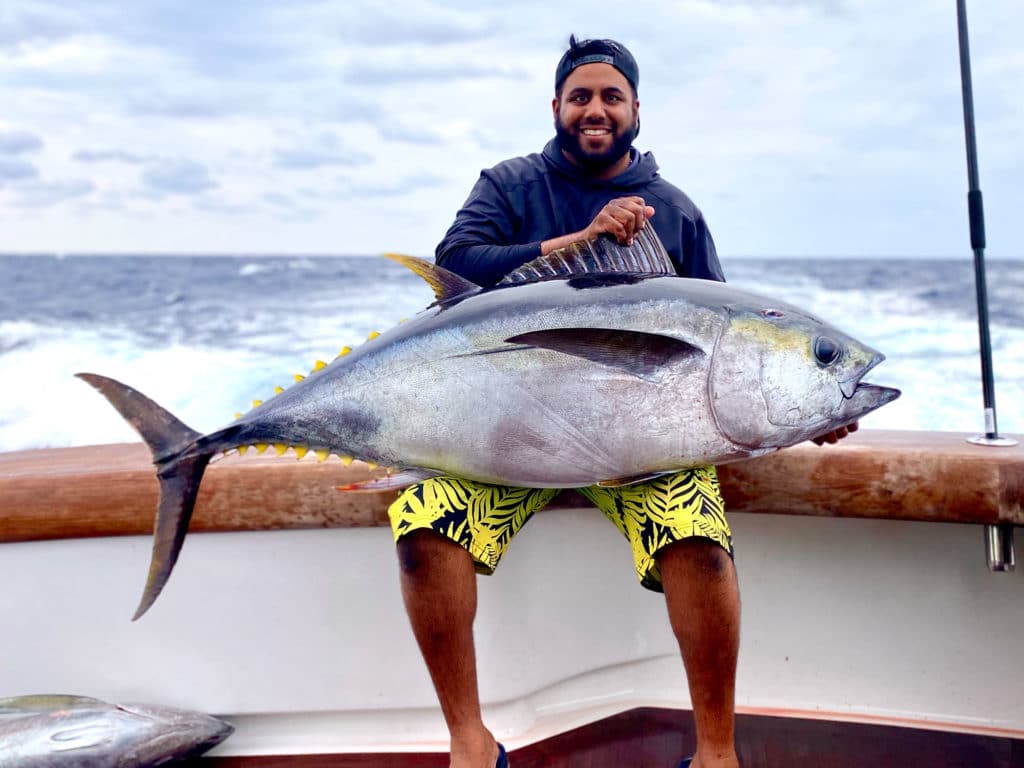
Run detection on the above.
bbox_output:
[555,118,637,175]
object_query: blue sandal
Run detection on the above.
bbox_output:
[678,758,693,768]
[496,742,509,768]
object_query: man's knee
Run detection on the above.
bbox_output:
[658,537,734,581]
[396,529,468,577]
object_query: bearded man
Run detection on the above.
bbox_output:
[389,35,769,768]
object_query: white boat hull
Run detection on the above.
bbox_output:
[4,507,1022,756]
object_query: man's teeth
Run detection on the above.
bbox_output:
[582,128,610,136]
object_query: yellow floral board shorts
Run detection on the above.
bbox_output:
[387,467,732,592]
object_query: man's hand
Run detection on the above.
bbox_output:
[583,196,655,246]
[539,196,656,256]
[811,421,859,446]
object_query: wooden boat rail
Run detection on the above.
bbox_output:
[1,429,1021,543]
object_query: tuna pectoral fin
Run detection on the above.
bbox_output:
[76,373,210,620]
[505,328,705,379]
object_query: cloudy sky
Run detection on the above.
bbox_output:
[1,0,1021,258]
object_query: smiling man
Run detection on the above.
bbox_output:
[389,36,738,768]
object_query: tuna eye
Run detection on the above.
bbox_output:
[762,309,784,318]
[814,336,842,366]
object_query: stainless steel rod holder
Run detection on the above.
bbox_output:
[985,524,1016,572]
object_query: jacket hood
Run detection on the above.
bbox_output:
[542,137,660,189]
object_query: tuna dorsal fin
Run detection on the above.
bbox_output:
[384,252,481,304]
[505,327,704,379]
[497,225,675,287]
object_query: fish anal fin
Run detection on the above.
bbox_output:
[505,328,705,379]
[384,253,481,305]
[597,470,678,488]
[335,469,439,493]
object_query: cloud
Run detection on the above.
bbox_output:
[260,191,318,219]
[0,157,39,182]
[274,147,370,170]
[273,132,371,169]
[141,159,217,195]
[343,58,528,86]
[73,148,152,164]
[125,90,237,118]
[337,170,448,198]
[324,3,499,46]
[0,130,43,154]
[377,122,447,146]
[10,178,94,206]
[0,4,85,49]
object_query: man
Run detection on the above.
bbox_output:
[388,36,852,768]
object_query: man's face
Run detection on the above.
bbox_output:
[553,62,639,175]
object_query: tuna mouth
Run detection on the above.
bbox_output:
[839,353,901,410]
[839,352,884,399]
[850,382,902,406]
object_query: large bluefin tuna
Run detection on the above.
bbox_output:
[0,695,232,767]
[78,227,899,619]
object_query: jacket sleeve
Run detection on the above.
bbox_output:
[435,173,543,287]
[684,212,726,283]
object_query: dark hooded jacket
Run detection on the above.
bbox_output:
[435,137,724,288]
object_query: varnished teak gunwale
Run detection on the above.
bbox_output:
[0,429,1021,543]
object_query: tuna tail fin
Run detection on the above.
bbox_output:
[75,373,210,621]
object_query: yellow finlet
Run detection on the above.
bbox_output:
[312,360,327,372]
[316,449,330,463]
[234,412,242,420]
[253,399,263,408]
[274,386,284,395]
[238,445,249,455]
[294,373,305,382]
[365,461,378,470]
[338,346,352,357]
[255,443,268,454]
[274,443,288,456]
[294,446,309,460]
[367,331,380,340]
[340,454,353,466]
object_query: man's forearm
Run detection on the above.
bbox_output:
[436,241,543,287]
[540,230,588,256]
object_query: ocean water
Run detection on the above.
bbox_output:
[0,254,1021,453]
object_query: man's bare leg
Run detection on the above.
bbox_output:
[659,538,741,768]
[397,530,500,768]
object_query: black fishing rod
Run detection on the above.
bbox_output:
[955,0,1017,572]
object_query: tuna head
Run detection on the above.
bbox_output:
[708,302,900,450]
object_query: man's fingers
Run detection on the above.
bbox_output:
[589,197,654,244]
[812,422,860,446]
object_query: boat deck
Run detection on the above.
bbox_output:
[189,707,1024,767]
